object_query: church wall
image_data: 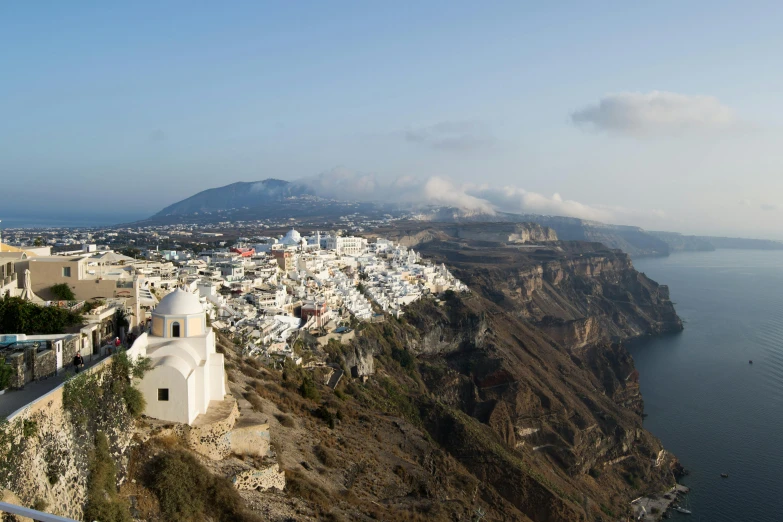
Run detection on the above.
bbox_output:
[187,375,198,424]
[187,316,204,336]
[194,365,208,416]
[151,317,163,337]
[137,365,190,425]
[209,354,226,400]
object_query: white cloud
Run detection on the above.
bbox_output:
[404,121,493,150]
[296,168,617,221]
[423,177,496,213]
[468,185,613,221]
[571,91,737,135]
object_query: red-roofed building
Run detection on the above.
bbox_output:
[231,247,255,258]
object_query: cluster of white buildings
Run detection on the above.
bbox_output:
[159,229,466,364]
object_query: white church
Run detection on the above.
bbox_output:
[128,289,226,425]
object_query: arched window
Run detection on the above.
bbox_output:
[172,322,181,338]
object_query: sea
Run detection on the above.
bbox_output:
[0,214,144,229]
[629,250,783,522]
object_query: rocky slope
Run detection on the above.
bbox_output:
[249,226,686,521]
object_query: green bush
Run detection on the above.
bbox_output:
[314,405,336,429]
[0,295,82,335]
[0,360,12,390]
[50,283,76,301]
[299,376,321,402]
[391,347,414,370]
[145,449,260,522]
[22,420,37,438]
[123,386,146,418]
[84,432,131,522]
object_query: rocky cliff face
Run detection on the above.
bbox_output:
[315,231,685,521]
[366,221,558,249]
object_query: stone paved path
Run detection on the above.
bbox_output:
[0,349,111,419]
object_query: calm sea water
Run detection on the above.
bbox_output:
[630,250,783,522]
[0,214,144,229]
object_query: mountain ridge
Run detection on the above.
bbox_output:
[143,178,783,257]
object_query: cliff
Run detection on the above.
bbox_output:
[273,229,685,521]
[650,230,783,252]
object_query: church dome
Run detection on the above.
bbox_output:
[153,289,203,316]
[280,228,302,245]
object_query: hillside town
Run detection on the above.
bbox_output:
[1,227,466,372]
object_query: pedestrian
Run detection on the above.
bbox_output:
[73,352,85,373]
[114,336,121,351]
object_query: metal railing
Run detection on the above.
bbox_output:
[0,501,77,521]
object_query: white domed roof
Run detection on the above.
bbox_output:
[153,289,204,316]
[281,228,302,245]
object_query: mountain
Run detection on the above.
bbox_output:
[649,230,783,252]
[154,179,309,217]
[141,179,405,226]
[142,179,783,258]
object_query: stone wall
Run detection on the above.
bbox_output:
[232,463,285,491]
[227,418,271,457]
[62,336,79,365]
[0,356,133,521]
[33,349,55,380]
[176,398,240,460]
[5,353,25,389]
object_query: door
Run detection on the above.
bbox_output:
[55,341,63,370]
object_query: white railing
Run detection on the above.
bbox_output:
[0,501,77,521]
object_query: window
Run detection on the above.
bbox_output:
[62,267,71,277]
[158,388,169,401]
[172,322,181,337]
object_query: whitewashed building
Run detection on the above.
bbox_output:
[129,289,227,425]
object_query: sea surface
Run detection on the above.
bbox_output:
[0,214,144,229]
[630,250,783,522]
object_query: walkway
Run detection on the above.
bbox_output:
[0,349,112,420]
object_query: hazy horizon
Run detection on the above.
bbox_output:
[3,2,783,239]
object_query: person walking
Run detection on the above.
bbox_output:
[73,352,85,373]
[114,336,121,351]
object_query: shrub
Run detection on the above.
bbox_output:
[314,444,339,468]
[285,469,331,510]
[0,296,82,335]
[22,420,37,438]
[84,432,131,522]
[391,347,414,370]
[0,360,12,390]
[314,405,336,429]
[299,376,321,402]
[145,449,260,522]
[50,283,76,301]
[275,414,296,428]
[123,386,146,418]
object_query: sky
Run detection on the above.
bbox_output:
[2,1,783,237]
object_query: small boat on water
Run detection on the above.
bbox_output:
[721,473,729,478]
[674,496,692,514]
[749,360,753,364]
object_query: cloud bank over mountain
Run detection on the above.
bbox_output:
[295,167,656,223]
[571,91,737,136]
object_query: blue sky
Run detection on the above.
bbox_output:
[2,2,783,236]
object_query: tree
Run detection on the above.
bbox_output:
[0,295,82,334]
[33,237,43,247]
[119,247,141,259]
[50,283,76,301]
[113,308,131,339]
